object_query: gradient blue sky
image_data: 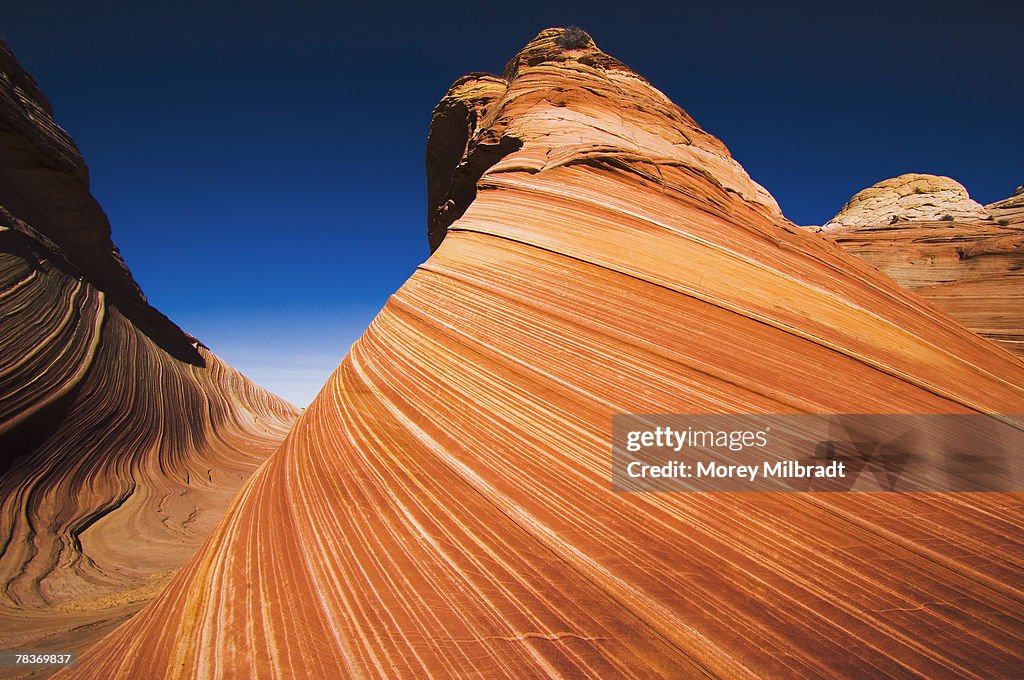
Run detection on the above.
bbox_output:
[4,1,1021,405]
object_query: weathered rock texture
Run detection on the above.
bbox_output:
[822,173,990,230]
[0,40,299,664]
[986,184,1024,226]
[68,29,1024,679]
[823,174,1024,357]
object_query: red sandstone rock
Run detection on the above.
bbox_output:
[66,29,1024,679]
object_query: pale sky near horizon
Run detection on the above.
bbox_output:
[184,306,383,406]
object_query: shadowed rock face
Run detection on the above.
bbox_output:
[0,40,299,663]
[822,174,1024,358]
[68,29,1024,679]
[0,42,203,365]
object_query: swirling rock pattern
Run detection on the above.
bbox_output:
[823,175,1024,358]
[0,40,299,664]
[69,29,1024,679]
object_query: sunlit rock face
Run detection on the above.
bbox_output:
[822,174,990,231]
[0,40,299,661]
[822,174,1024,358]
[68,28,1024,679]
[986,184,1024,225]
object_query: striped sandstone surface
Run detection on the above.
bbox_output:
[823,175,1024,358]
[0,40,299,666]
[68,29,1024,679]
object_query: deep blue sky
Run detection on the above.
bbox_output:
[4,1,1021,405]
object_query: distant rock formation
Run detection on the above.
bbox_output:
[69,29,1024,679]
[0,40,299,661]
[822,173,990,230]
[986,184,1024,225]
[822,173,1024,357]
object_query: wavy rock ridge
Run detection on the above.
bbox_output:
[823,174,1024,358]
[69,29,1024,678]
[0,40,299,661]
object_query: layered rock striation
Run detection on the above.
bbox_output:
[0,40,299,662]
[69,29,1024,679]
[823,174,1024,358]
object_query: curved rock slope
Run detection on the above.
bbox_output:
[0,40,298,659]
[823,175,1024,358]
[70,29,1024,679]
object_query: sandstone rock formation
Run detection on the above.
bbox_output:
[822,174,1024,358]
[0,40,299,663]
[68,29,1024,678]
[822,173,991,230]
[986,184,1024,226]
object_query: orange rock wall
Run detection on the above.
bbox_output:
[67,29,1024,679]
